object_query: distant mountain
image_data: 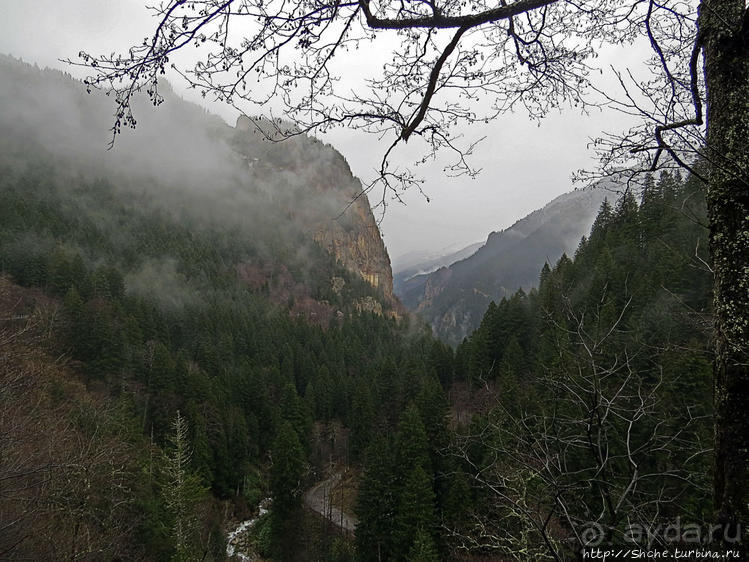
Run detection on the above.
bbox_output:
[399,186,612,344]
[393,241,483,298]
[392,241,484,274]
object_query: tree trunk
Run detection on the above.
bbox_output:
[701,0,749,550]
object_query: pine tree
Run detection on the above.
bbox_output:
[269,421,306,559]
[280,381,312,444]
[406,527,440,562]
[350,382,376,461]
[394,403,431,474]
[639,172,664,238]
[162,411,206,562]
[498,336,524,408]
[469,301,500,382]
[356,437,396,561]
[590,199,613,240]
[394,465,437,558]
[416,378,450,462]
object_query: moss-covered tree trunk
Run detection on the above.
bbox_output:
[701,0,749,547]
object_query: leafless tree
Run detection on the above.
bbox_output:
[0,284,141,560]
[72,0,749,547]
[449,295,712,560]
[70,1,691,195]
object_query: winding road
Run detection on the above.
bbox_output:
[303,473,358,533]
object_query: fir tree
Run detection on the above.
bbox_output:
[162,411,206,562]
[356,437,396,561]
[393,465,437,558]
[406,527,440,562]
[269,421,306,559]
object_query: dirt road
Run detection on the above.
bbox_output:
[303,473,358,533]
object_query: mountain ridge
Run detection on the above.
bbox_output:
[0,54,397,316]
[397,184,612,344]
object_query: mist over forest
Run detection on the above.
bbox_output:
[1,55,357,221]
[0,0,745,556]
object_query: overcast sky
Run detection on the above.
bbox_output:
[0,1,645,265]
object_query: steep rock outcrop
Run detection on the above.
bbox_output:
[312,191,394,304]
[232,115,395,307]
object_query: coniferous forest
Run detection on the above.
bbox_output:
[0,57,719,561]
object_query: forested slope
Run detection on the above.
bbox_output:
[353,170,714,560]
[0,56,449,561]
[427,170,714,559]
[0,54,716,561]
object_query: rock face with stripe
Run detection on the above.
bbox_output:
[233,115,396,309]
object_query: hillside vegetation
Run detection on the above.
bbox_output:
[0,55,714,561]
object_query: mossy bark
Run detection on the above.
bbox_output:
[701,0,749,548]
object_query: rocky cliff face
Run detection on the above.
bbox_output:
[312,190,394,304]
[232,116,396,307]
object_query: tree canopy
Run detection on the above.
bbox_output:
[72,0,749,552]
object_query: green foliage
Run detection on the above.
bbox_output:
[253,513,273,558]
[162,411,207,561]
[393,466,437,557]
[357,402,445,560]
[394,403,432,474]
[349,382,376,462]
[406,527,440,562]
[452,171,713,558]
[356,438,396,561]
[327,537,357,562]
[269,421,307,558]
[0,61,716,559]
[270,421,306,513]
